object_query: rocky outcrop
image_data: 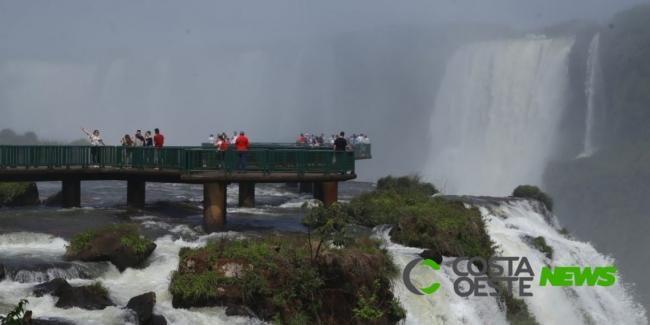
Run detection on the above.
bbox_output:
[65,228,156,272]
[0,262,5,281]
[33,278,72,297]
[55,286,114,310]
[33,278,115,310]
[42,190,63,207]
[0,182,40,207]
[125,292,169,325]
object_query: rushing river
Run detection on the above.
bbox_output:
[0,181,647,324]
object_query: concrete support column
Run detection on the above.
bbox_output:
[313,182,323,202]
[238,182,255,208]
[127,180,146,210]
[299,182,313,193]
[204,182,227,233]
[62,179,81,208]
[320,182,339,208]
[285,182,298,189]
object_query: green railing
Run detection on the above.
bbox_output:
[201,142,372,159]
[0,146,355,175]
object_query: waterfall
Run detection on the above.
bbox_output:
[577,33,603,159]
[381,198,647,325]
[425,38,574,196]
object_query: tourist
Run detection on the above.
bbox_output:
[79,127,105,167]
[215,135,228,169]
[120,134,134,146]
[232,131,238,145]
[334,131,348,174]
[121,134,134,166]
[134,130,145,146]
[153,128,164,148]
[329,135,335,145]
[208,134,215,144]
[235,131,249,173]
[363,135,370,144]
[144,131,153,146]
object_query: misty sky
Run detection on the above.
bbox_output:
[1,0,647,56]
[0,0,648,180]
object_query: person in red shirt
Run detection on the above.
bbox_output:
[234,131,249,173]
[153,128,164,148]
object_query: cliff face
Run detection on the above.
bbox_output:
[0,182,40,207]
[543,4,650,312]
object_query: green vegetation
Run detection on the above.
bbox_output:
[391,197,496,263]
[88,281,110,299]
[0,183,32,205]
[170,202,404,325]
[345,174,437,226]
[512,185,554,212]
[497,289,540,325]
[66,224,153,258]
[345,175,495,263]
[558,227,572,239]
[0,299,28,325]
[531,236,554,260]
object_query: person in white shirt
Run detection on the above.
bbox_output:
[363,135,370,144]
[329,135,335,145]
[79,126,105,167]
[208,134,215,144]
[232,131,238,145]
[356,134,364,144]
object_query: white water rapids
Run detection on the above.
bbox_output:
[425,37,574,196]
[384,198,647,325]
[1,198,646,324]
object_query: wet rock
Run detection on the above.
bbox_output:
[146,315,167,325]
[32,319,77,325]
[65,231,156,272]
[225,305,258,318]
[55,285,115,310]
[0,262,5,281]
[33,278,72,297]
[126,292,156,325]
[419,249,443,264]
[42,190,63,207]
[0,182,40,207]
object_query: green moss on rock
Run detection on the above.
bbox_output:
[512,185,554,212]
[531,236,554,260]
[169,235,404,325]
[0,182,40,207]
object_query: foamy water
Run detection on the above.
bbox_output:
[380,199,647,325]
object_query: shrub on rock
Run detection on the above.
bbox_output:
[512,185,554,212]
[0,182,40,207]
[64,224,156,272]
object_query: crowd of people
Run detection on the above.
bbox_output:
[295,132,370,148]
[79,127,166,166]
[207,131,250,172]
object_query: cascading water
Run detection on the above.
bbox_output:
[577,33,604,159]
[425,37,574,196]
[381,198,647,325]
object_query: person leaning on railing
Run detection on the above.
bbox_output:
[333,131,348,175]
[79,126,105,167]
[235,131,249,173]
